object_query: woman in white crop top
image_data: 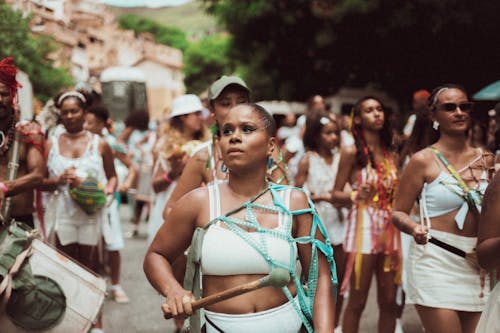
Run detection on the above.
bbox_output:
[392,84,495,333]
[144,104,336,333]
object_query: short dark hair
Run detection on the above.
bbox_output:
[87,104,109,124]
[124,109,149,131]
[249,103,276,137]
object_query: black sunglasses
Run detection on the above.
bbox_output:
[439,102,474,112]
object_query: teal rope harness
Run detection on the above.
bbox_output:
[184,182,337,332]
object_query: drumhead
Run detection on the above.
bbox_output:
[7,274,66,330]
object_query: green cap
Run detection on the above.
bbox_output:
[208,75,249,100]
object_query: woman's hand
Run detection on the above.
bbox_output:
[161,288,196,319]
[357,183,375,201]
[168,152,187,179]
[58,167,80,187]
[411,224,429,244]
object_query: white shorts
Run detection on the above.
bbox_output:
[406,230,489,312]
[204,298,302,333]
[56,218,101,246]
[102,197,124,251]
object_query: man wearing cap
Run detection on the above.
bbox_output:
[0,57,45,229]
[163,75,287,214]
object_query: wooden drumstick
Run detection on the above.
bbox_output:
[162,268,290,319]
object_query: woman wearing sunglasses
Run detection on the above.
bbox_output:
[391,84,494,333]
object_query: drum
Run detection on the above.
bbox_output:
[0,238,106,332]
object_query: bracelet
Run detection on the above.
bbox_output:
[0,182,8,194]
[350,190,358,202]
[163,172,173,184]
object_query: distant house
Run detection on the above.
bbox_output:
[6,0,185,119]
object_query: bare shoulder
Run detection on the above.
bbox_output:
[341,145,357,157]
[289,187,311,211]
[171,185,208,218]
[482,149,495,167]
[192,145,210,162]
[407,148,433,169]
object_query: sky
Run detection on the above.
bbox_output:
[98,0,192,8]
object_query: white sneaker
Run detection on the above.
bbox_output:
[90,328,104,333]
[110,284,130,304]
[395,318,404,333]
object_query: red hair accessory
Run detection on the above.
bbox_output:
[413,89,430,102]
[0,57,22,106]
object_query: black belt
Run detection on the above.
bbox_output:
[428,237,466,258]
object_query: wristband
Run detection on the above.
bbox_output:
[0,182,8,194]
[163,172,173,184]
[350,190,358,202]
[105,185,115,193]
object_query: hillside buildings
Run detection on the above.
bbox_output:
[6,0,185,119]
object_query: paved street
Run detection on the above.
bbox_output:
[103,204,423,333]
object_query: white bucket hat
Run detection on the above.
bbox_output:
[169,94,203,119]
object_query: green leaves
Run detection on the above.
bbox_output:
[118,14,189,51]
[0,4,72,102]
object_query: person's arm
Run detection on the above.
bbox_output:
[118,126,133,143]
[39,140,64,191]
[99,139,117,195]
[163,148,208,219]
[294,153,309,188]
[477,171,500,270]
[391,151,428,243]
[1,142,45,196]
[292,190,335,333]
[151,152,185,194]
[114,151,137,193]
[144,189,202,317]
[331,146,356,207]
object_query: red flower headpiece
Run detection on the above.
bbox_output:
[0,56,23,106]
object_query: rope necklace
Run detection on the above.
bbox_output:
[0,117,16,155]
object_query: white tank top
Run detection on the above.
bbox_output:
[201,183,296,276]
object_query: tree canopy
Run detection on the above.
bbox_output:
[118,14,189,52]
[184,34,234,94]
[203,0,500,104]
[0,3,72,102]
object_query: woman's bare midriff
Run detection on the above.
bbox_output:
[427,209,478,237]
[202,274,297,314]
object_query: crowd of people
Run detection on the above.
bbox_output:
[1,55,500,333]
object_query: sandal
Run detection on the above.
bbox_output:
[110,284,130,304]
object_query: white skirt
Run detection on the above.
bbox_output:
[406,229,489,312]
[476,282,500,332]
[204,298,302,333]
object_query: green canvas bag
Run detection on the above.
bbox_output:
[0,222,66,330]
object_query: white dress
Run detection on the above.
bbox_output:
[303,151,347,246]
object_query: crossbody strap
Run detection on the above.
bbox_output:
[429,146,471,193]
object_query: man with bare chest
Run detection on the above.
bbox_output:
[0,57,45,228]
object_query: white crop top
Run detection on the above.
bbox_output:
[201,183,297,276]
[420,150,488,230]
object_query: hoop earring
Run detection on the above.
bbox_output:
[220,162,227,173]
[433,121,439,131]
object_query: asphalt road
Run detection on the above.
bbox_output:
[102,204,423,333]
